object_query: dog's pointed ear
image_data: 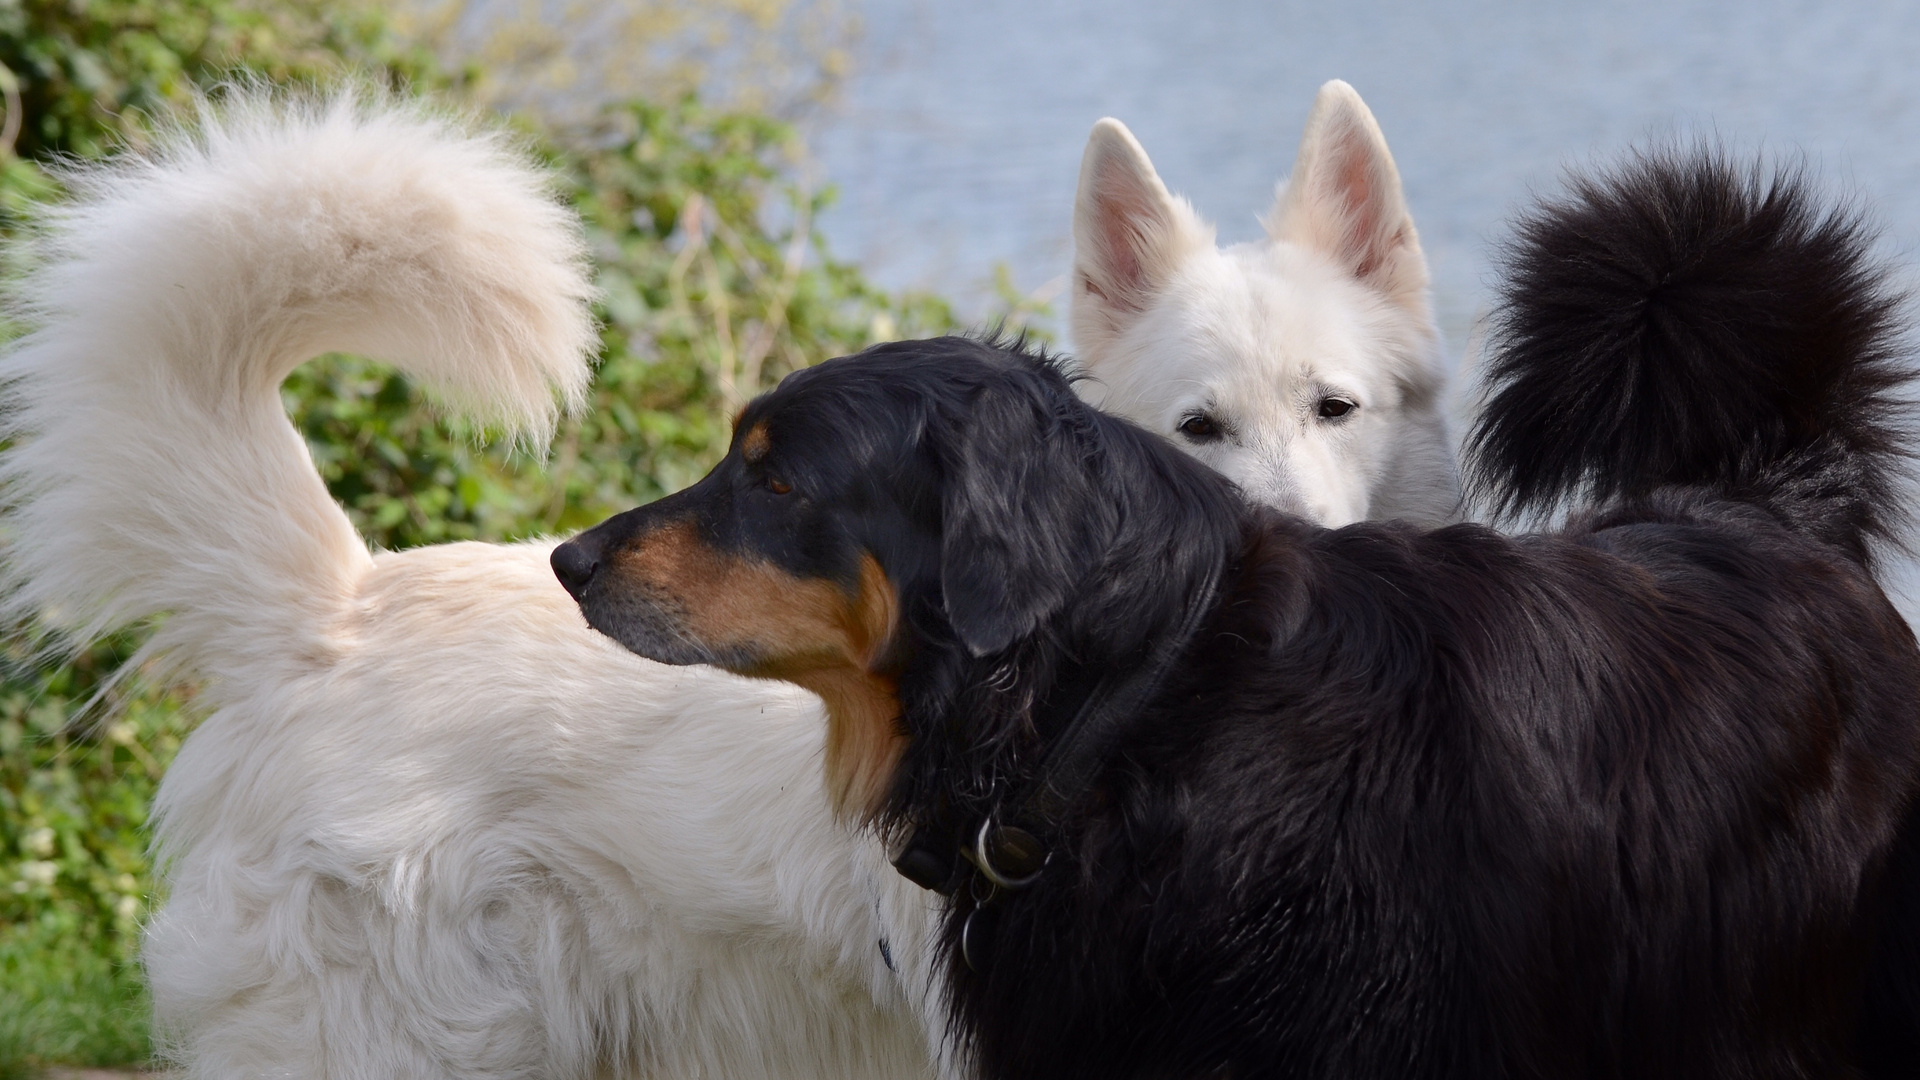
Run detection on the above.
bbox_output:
[1071,119,1213,358]
[1267,80,1431,312]
[939,379,1116,657]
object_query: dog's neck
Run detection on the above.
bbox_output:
[877,360,1259,881]
[882,508,1251,891]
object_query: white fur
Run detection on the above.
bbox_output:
[0,96,945,1080]
[0,88,1457,1079]
[142,542,947,1079]
[1071,80,1461,525]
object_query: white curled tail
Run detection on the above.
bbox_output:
[0,93,598,683]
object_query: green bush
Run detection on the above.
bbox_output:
[293,94,952,550]
[0,0,444,162]
[1,640,190,1074]
[0,1,956,1073]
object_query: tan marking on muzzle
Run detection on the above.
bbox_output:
[607,522,904,818]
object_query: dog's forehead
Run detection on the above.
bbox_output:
[736,352,952,474]
[1150,249,1412,393]
[750,342,1030,431]
[740,361,864,436]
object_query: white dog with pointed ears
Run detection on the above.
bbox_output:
[1071,80,1458,525]
[0,82,1450,1079]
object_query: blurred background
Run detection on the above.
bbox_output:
[2,0,1918,1074]
[811,0,1920,356]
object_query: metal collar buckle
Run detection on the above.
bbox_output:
[963,819,1048,890]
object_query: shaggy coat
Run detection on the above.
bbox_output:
[558,151,1920,1078]
[0,87,1452,1079]
[0,96,945,1080]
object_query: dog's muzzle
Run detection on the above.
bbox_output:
[551,525,728,668]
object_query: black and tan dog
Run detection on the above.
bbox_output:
[554,151,1920,1079]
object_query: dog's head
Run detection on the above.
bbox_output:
[1070,80,1459,526]
[552,337,1240,819]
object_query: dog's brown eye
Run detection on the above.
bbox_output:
[1178,413,1221,440]
[1317,397,1356,420]
[766,476,792,495]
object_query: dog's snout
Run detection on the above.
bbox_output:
[551,536,601,600]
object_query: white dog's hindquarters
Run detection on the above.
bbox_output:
[0,93,597,679]
[0,95,950,1080]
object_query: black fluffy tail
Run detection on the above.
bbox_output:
[1467,147,1914,565]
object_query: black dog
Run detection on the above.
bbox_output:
[554,151,1920,1078]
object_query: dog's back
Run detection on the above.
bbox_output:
[937,151,1920,1079]
[1198,510,1915,1075]
[953,517,1919,1078]
[1469,147,1920,1076]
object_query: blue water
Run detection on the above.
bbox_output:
[809,0,1920,349]
[807,0,1920,607]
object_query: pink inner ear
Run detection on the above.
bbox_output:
[1321,120,1392,282]
[1092,174,1153,311]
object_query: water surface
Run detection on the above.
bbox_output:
[810,0,1920,351]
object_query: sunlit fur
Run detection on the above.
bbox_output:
[0,90,1465,1079]
[1070,80,1460,525]
[562,149,1920,1079]
[0,94,946,1080]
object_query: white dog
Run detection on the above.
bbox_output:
[0,83,1451,1079]
[1069,81,1458,525]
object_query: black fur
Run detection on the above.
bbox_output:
[559,152,1920,1078]
[1467,148,1912,564]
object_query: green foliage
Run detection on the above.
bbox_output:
[0,0,443,161]
[548,96,951,529]
[399,0,859,126]
[292,95,951,551]
[0,0,957,1074]
[0,1,442,1067]
[1,643,184,1076]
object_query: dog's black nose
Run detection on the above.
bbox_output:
[551,537,600,601]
